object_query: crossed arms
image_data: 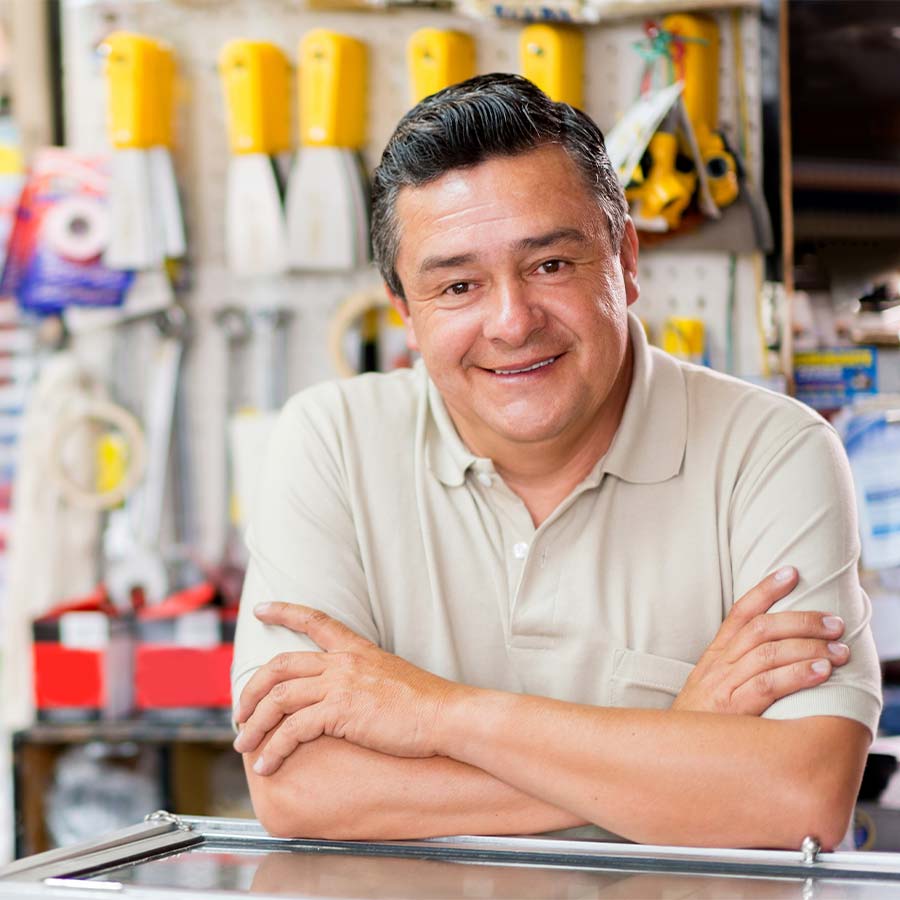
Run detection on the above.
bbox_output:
[233,568,871,850]
[231,404,879,850]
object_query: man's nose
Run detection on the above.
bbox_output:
[482,279,545,346]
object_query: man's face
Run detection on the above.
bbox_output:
[389,144,640,456]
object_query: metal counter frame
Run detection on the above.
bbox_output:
[2,812,900,898]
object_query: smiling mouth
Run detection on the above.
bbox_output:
[489,355,559,376]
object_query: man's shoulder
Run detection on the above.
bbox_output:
[283,366,424,445]
[673,355,829,445]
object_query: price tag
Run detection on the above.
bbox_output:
[59,611,109,649]
[174,610,219,648]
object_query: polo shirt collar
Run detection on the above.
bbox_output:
[425,367,477,487]
[602,312,687,484]
[423,312,687,488]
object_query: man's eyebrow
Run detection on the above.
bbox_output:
[418,252,478,275]
[417,229,590,276]
[512,228,591,252]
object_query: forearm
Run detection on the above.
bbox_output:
[439,690,869,850]
[244,732,586,840]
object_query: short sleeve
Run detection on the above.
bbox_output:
[729,422,882,734]
[231,390,378,719]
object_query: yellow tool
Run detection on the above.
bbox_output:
[287,30,369,271]
[519,24,584,107]
[218,40,291,276]
[662,316,705,365]
[103,32,185,268]
[407,29,476,105]
[299,30,367,149]
[104,32,162,150]
[219,40,291,156]
[625,129,696,231]
[96,432,130,496]
[663,13,739,210]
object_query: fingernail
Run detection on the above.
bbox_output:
[233,734,247,752]
[254,603,273,616]
[823,616,844,634]
[774,566,795,584]
[828,642,849,657]
[811,659,831,675]
[253,756,267,775]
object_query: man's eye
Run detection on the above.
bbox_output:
[445,282,471,296]
[538,259,565,274]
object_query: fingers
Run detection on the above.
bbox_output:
[725,638,850,714]
[729,657,837,715]
[709,566,799,651]
[250,707,329,776]
[254,602,373,652]
[234,676,327,755]
[723,610,845,664]
[236,651,328,723]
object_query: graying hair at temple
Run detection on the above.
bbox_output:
[370,72,629,300]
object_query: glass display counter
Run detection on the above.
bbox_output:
[3,812,900,899]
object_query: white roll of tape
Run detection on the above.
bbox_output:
[42,196,111,262]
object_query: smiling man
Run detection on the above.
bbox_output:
[231,75,881,849]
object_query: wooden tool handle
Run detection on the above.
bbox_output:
[519,24,584,109]
[407,28,476,105]
[219,40,292,156]
[299,30,367,149]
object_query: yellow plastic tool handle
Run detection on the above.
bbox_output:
[519,24,584,108]
[219,40,292,156]
[662,14,719,142]
[407,29,476,105]
[299,30,367,149]
[152,42,176,150]
[103,32,164,149]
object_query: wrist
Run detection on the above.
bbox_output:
[433,683,512,763]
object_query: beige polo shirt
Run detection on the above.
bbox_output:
[233,313,882,831]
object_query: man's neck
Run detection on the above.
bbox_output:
[454,340,634,527]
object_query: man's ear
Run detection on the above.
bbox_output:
[385,284,420,353]
[619,216,640,307]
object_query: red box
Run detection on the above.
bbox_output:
[32,590,133,720]
[133,583,235,715]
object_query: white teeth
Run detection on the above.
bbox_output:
[494,356,557,376]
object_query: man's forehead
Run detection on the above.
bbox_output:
[394,147,606,264]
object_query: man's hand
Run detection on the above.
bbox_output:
[233,603,463,775]
[672,566,849,715]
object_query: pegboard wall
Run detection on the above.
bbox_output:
[59,0,767,563]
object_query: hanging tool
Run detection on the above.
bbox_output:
[519,24,584,108]
[148,42,186,262]
[407,29,476,105]
[104,307,188,609]
[227,307,292,545]
[212,306,251,606]
[662,13,739,211]
[102,32,184,270]
[218,40,291,278]
[286,30,369,271]
[625,110,697,233]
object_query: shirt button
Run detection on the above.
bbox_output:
[477,472,492,488]
[512,542,529,559]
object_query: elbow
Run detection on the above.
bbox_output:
[790,781,856,852]
[245,758,346,839]
[775,762,861,851]
[769,718,869,852]
[251,780,351,840]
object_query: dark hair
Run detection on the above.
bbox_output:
[371,72,627,299]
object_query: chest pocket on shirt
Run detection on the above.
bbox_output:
[608,648,695,710]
